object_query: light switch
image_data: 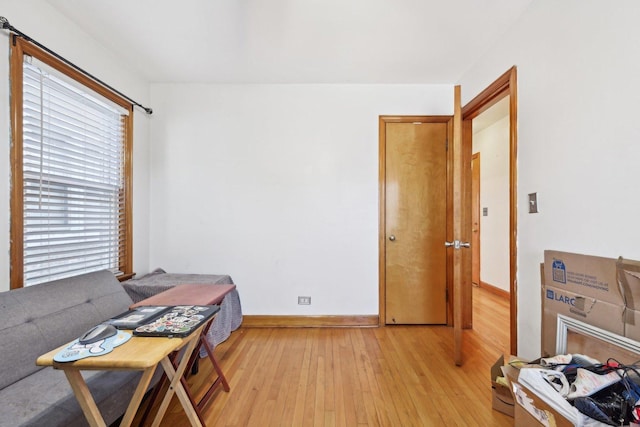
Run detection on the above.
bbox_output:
[482,207,488,216]
[528,193,538,213]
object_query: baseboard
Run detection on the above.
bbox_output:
[479,280,510,300]
[242,315,379,328]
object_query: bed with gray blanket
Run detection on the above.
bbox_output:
[122,269,243,349]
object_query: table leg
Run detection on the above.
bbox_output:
[64,369,106,427]
[137,352,179,426]
[65,365,157,427]
[158,318,230,415]
[196,335,230,411]
[187,321,230,401]
[151,334,204,427]
[119,367,157,427]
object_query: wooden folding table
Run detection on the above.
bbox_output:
[37,324,208,427]
[130,284,235,416]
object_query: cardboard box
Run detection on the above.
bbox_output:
[544,250,625,306]
[511,365,640,427]
[543,251,640,354]
[621,263,640,311]
[625,308,640,342]
[494,355,570,427]
[540,263,546,354]
[541,285,625,356]
[511,380,573,427]
[490,355,514,417]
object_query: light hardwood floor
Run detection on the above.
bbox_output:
[142,286,512,426]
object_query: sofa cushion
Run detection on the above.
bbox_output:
[0,365,142,427]
[0,270,133,390]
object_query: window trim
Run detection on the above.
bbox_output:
[9,37,134,289]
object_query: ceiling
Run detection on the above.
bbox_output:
[45,0,534,84]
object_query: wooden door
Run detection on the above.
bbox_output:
[383,120,448,325]
[452,85,473,365]
[471,153,480,286]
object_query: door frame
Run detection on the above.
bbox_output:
[461,66,518,354]
[471,152,480,287]
[378,115,454,326]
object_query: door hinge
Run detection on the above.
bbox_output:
[445,138,449,151]
[445,287,448,302]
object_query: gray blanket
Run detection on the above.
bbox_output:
[122,269,242,349]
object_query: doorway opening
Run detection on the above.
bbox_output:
[462,67,518,355]
[471,97,510,299]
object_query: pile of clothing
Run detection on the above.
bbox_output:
[517,354,640,426]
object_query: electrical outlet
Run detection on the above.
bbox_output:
[298,296,311,305]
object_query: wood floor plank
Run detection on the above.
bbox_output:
[272,329,305,426]
[139,287,513,427]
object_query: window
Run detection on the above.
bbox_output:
[10,38,133,288]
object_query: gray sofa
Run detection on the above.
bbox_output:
[0,270,153,427]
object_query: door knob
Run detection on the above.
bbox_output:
[445,240,471,249]
[389,235,396,241]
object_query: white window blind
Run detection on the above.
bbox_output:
[22,59,128,286]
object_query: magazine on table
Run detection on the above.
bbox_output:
[106,306,172,329]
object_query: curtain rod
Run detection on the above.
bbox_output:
[0,16,153,115]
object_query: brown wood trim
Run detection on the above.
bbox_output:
[17,38,131,110]
[117,273,136,282]
[452,86,463,366]
[123,106,134,276]
[461,66,518,356]
[242,315,380,328]
[461,118,473,330]
[9,37,135,288]
[462,67,512,120]
[378,117,386,326]
[379,115,453,327]
[471,151,481,294]
[478,281,510,300]
[508,67,519,357]
[10,36,24,290]
[381,115,452,123]
[445,119,454,327]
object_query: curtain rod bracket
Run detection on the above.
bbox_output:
[0,16,11,30]
[0,16,153,115]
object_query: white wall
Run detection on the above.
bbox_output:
[11,1,636,359]
[459,0,640,358]
[149,84,452,315]
[473,115,510,292]
[0,0,152,291]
